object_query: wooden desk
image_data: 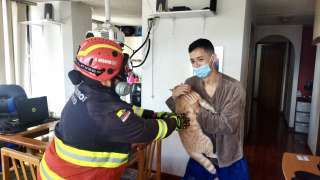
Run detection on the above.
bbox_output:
[0,121,57,151]
[282,152,320,180]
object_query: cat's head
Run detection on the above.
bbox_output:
[175,91,200,116]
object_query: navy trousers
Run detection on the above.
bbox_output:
[183,158,249,180]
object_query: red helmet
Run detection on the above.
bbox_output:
[75,37,123,81]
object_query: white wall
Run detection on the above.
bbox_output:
[60,2,92,101]
[0,0,5,83]
[123,36,143,76]
[93,7,141,26]
[240,0,252,88]
[12,2,28,88]
[308,45,320,154]
[142,0,249,176]
[27,2,91,115]
[29,2,65,114]
[254,25,303,128]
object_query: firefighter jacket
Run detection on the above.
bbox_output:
[38,83,177,179]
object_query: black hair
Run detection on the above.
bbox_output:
[188,38,215,54]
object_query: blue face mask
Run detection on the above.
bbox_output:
[193,64,211,78]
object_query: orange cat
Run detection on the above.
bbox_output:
[175,91,217,174]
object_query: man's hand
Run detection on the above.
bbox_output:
[171,84,191,100]
[168,113,190,131]
[184,92,201,114]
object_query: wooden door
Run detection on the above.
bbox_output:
[258,43,286,112]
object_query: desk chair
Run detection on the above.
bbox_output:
[0,84,27,116]
[1,147,41,180]
[127,140,162,180]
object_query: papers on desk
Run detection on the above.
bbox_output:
[296,155,310,161]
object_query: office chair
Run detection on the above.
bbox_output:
[0,84,27,116]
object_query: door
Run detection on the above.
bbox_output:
[258,43,286,112]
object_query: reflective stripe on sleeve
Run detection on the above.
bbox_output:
[155,119,168,140]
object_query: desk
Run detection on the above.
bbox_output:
[0,121,57,151]
[282,152,320,180]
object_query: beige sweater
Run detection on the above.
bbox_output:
[166,74,246,167]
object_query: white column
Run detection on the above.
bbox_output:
[0,0,6,83]
[60,1,92,100]
[308,45,320,154]
[2,0,15,83]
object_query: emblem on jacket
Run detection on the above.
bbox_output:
[72,87,88,105]
[116,109,131,122]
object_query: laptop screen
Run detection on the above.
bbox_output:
[15,96,49,125]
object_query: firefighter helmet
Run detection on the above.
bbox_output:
[75,37,123,81]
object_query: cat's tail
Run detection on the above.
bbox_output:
[190,152,216,174]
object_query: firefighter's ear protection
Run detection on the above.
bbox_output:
[113,53,133,96]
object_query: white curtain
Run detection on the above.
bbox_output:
[1,0,29,91]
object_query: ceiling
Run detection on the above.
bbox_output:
[82,0,316,25]
[25,0,316,26]
[253,0,316,25]
[75,0,142,26]
[25,0,142,25]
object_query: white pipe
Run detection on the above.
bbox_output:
[104,0,110,22]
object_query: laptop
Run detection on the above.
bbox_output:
[15,96,49,128]
[0,96,49,134]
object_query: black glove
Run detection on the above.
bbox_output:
[155,112,172,119]
[168,113,190,131]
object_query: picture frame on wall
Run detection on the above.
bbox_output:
[156,0,168,12]
[215,46,224,73]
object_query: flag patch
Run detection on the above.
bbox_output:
[116,109,131,122]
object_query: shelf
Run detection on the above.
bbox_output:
[151,9,215,18]
[19,19,63,26]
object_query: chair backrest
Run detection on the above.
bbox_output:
[0,85,27,100]
[144,140,161,180]
[128,140,161,180]
[0,84,27,115]
[1,147,41,180]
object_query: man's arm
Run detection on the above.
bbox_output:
[197,86,245,135]
[166,81,193,112]
[165,97,176,112]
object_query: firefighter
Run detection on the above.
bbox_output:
[38,37,189,180]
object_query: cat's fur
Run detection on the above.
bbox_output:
[175,91,217,174]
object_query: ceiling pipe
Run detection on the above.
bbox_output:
[104,0,110,23]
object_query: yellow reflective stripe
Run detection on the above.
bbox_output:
[116,109,126,117]
[55,138,127,158]
[40,155,65,180]
[155,119,168,140]
[132,105,144,117]
[55,138,128,168]
[78,44,122,57]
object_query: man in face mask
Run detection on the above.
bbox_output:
[38,37,189,180]
[166,38,249,180]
